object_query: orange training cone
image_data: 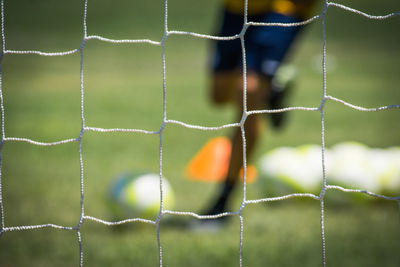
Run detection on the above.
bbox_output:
[185,137,257,183]
[185,137,231,183]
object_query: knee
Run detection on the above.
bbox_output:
[242,73,269,110]
[246,73,261,93]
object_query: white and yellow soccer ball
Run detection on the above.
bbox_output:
[329,142,400,196]
[258,144,328,195]
[329,142,376,192]
[376,147,400,195]
[108,172,175,220]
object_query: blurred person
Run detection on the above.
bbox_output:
[203,0,318,220]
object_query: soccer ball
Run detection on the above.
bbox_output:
[377,147,400,195]
[258,144,327,195]
[329,143,400,195]
[108,172,175,220]
[329,142,377,192]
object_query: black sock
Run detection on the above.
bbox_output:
[205,181,236,215]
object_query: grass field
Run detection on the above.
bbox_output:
[0,0,400,266]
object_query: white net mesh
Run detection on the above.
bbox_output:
[0,0,399,266]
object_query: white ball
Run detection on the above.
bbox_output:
[328,142,400,196]
[108,172,175,220]
[259,145,326,195]
[329,142,379,193]
[374,147,400,195]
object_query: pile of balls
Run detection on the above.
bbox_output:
[258,142,400,198]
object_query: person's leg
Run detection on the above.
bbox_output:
[227,71,268,183]
[210,70,241,105]
[203,10,273,217]
[205,70,268,216]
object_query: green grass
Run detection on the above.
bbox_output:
[1,0,400,266]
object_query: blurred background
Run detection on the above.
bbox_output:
[0,0,399,266]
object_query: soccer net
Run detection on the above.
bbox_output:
[0,0,399,266]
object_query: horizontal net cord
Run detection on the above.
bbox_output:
[250,97,400,115]
[3,48,80,56]
[83,215,156,226]
[248,14,322,27]
[248,106,319,115]
[246,193,321,204]
[2,212,239,231]
[3,137,78,146]
[165,119,240,131]
[165,30,241,41]
[2,223,75,233]
[163,210,238,219]
[325,95,400,111]
[84,126,159,135]
[86,35,162,46]
[246,186,400,205]
[328,2,400,19]
[326,185,400,201]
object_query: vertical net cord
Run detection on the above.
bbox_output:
[319,1,329,266]
[238,0,249,266]
[77,230,83,267]
[157,0,169,266]
[0,0,5,236]
[77,0,88,266]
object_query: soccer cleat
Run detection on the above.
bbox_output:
[267,65,297,129]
